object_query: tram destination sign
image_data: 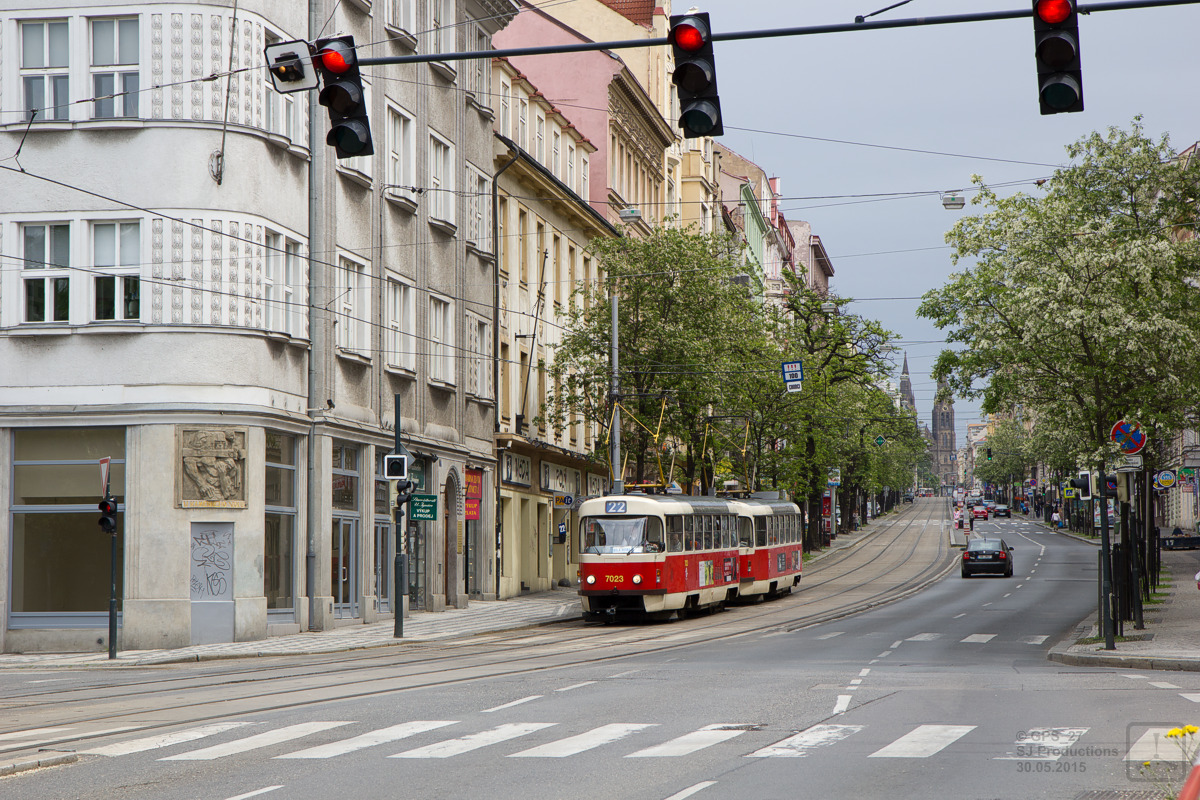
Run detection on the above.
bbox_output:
[408,494,438,521]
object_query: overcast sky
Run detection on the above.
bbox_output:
[694,0,1200,447]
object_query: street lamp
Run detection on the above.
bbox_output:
[820,301,837,314]
[941,191,966,210]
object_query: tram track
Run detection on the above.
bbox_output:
[0,501,953,756]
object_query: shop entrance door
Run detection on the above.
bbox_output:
[332,516,359,618]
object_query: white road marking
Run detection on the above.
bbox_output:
[223,788,282,800]
[877,651,892,658]
[953,613,967,619]
[276,721,456,759]
[906,633,940,641]
[859,669,871,677]
[982,602,993,607]
[1016,584,1024,589]
[25,679,68,684]
[1003,593,1012,598]
[1150,682,1181,690]
[608,670,643,678]
[747,724,864,757]
[869,725,976,758]
[1181,693,1200,703]
[1022,635,1049,645]
[482,695,542,713]
[391,723,556,758]
[85,723,255,756]
[1122,674,1149,680]
[662,782,717,799]
[0,726,76,742]
[556,682,596,692]
[890,641,904,649]
[832,695,852,715]
[815,632,844,640]
[849,679,863,686]
[2,725,142,750]
[1127,728,1178,761]
[627,724,749,757]
[995,728,1088,761]
[160,722,351,761]
[961,634,997,643]
[510,723,656,757]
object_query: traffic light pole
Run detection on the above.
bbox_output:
[353,0,1200,68]
[1098,468,1115,650]
[394,395,407,639]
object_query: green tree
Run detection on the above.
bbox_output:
[920,121,1200,467]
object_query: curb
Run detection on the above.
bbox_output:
[0,753,78,777]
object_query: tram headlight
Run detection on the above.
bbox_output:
[632,574,642,585]
[586,574,596,585]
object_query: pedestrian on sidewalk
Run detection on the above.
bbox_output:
[1051,509,1061,528]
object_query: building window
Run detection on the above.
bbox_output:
[10,428,126,624]
[428,0,455,55]
[336,257,366,353]
[93,220,140,321]
[468,26,490,105]
[552,234,561,306]
[386,0,415,35]
[467,314,491,399]
[22,222,70,323]
[497,196,508,276]
[265,431,297,618]
[373,453,393,612]
[499,81,511,137]
[429,295,454,384]
[91,17,139,119]
[264,33,294,138]
[428,133,454,224]
[263,233,299,335]
[581,156,590,201]
[387,104,416,198]
[21,20,70,121]
[567,144,576,193]
[535,115,545,162]
[518,209,529,285]
[466,164,490,251]
[385,276,415,371]
[517,99,528,149]
[552,131,561,177]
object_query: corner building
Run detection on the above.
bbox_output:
[0,0,519,652]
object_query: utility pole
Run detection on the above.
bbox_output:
[610,292,623,494]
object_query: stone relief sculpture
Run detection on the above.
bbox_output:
[179,427,247,507]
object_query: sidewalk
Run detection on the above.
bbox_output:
[1046,523,1200,672]
[0,508,905,671]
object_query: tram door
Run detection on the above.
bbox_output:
[332,517,359,618]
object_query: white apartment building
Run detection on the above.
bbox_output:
[0,0,519,653]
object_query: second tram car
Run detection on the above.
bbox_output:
[577,493,803,620]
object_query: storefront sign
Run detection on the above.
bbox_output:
[541,462,581,495]
[587,473,608,497]
[465,468,483,521]
[409,494,438,521]
[502,452,532,487]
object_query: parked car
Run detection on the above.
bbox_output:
[971,505,989,520]
[993,504,1011,518]
[961,537,1014,578]
[903,492,915,503]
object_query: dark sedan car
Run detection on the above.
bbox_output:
[961,537,1014,578]
[994,504,1011,518]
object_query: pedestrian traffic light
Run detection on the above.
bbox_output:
[669,13,723,138]
[1069,470,1092,501]
[395,479,415,508]
[98,495,118,534]
[1032,0,1083,114]
[313,35,374,158]
[384,453,408,481]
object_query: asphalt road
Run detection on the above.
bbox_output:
[3,502,1197,800]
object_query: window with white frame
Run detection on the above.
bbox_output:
[499,82,511,137]
[467,314,491,399]
[263,33,294,138]
[566,144,575,192]
[91,17,139,119]
[335,257,366,352]
[552,131,560,177]
[387,104,415,198]
[283,240,302,336]
[469,26,490,105]
[517,99,528,149]
[93,220,140,321]
[466,164,490,251]
[535,114,545,161]
[428,0,455,56]
[581,155,590,200]
[21,20,70,121]
[22,222,70,323]
[385,276,415,370]
[428,133,454,225]
[263,232,298,334]
[386,0,415,35]
[429,295,454,384]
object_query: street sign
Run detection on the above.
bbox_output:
[553,493,575,509]
[781,361,804,382]
[1063,488,1076,499]
[785,381,803,393]
[98,456,111,495]
[408,494,438,521]
[1110,420,1147,455]
[1157,470,1176,489]
[874,435,886,446]
[827,467,841,487]
[263,40,319,93]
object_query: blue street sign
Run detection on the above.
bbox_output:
[781,361,804,383]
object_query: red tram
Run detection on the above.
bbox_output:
[577,493,803,620]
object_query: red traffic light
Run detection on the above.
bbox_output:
[671,18,708,52]
[1035,0,1072,24]
[99,497,118,515]
[317,41,355,74]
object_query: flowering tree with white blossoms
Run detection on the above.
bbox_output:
[919,120,1200,466]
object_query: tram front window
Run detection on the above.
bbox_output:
[581,516,664,554]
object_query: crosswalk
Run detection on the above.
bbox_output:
[0,717,1183,766]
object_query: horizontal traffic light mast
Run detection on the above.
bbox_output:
[348,0,1197,68]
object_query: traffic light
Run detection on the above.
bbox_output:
[1032,0,1083,114]
[986,448,993,461]
[98,495,118,534]
[313,35,374,158]
[395,479,415,508]
[669,13,723,138]
[384,453,408,481]
[1069,470,1092,501]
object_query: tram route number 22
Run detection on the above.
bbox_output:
[605,500,628,513]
